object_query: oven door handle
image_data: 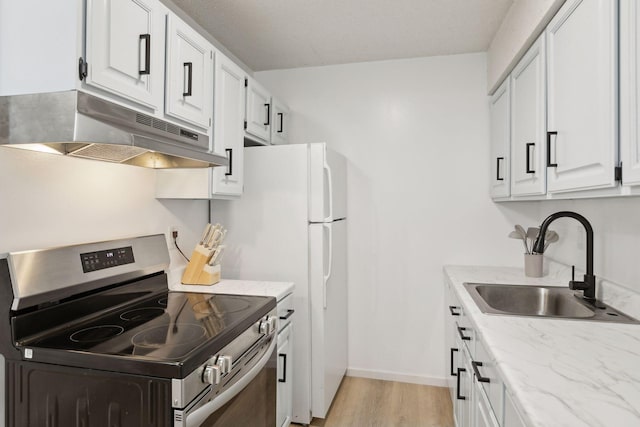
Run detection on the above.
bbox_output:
[185,335,277,427]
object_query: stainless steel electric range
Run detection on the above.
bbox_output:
[0,234,278,427]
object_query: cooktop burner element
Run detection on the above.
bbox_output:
[132,323,207,349]
[70,325,125,343]
[120,307,165,322]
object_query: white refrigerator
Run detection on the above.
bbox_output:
[210,142,347,424]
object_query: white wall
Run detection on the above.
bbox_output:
[522,197,640,292]
[0,147,207,266]
[257,54,539,385]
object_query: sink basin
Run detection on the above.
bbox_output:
[464,283,640,323]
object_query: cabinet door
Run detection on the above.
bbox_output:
[490,79,510,199]
[511,33,546,196]
[546,0,618,193]
[245,78,272,143]
[165,13,213,130]
[455,343,473,427]
[271,97,290,145]
[504,389,527,427]
[211,53,246,197]
[85,0,164,110]
[620,0,640,186]
[474,386,500,427]
[277,324,293,427]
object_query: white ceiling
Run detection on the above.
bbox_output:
[170,0,514,71]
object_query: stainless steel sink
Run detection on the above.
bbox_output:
[464,283,640,323]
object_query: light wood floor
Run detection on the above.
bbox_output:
[293,377,454,427]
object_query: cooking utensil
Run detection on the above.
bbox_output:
[512,225,530,253]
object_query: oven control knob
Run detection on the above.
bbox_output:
[259,319,271,334]
[203,365,221,385]
[216,355,232,375]
[259,316,278,334]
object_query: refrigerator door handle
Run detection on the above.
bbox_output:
[323,223,333,309]
[323,158,334,222]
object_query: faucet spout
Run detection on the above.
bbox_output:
[532,211,596,300]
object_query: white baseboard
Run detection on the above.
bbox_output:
[346,368,448,387]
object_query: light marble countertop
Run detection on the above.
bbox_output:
[444,265,640,427]
[167,268,294,302]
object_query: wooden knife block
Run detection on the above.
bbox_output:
[181,252,221,286]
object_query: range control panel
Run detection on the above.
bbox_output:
[80,246,135,273]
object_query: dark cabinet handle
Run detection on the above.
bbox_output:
[471,361,490,383]
[496,157,504,181]
[457,326,471,341]
[279,309,295,320]
[278,353,287,383]
[225,148,233,176]
[183,62,193,97]
[264,104,271,126]
[547,131,558,167]
[526,142,535,173]
[456,368,466,400]
[277,112,284,133]
[139,34,151,75]
[448,305,461,316]
[450,348,459,376]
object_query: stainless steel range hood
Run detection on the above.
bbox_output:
[0,91,228,168]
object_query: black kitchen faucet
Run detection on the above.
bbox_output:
[532,211,596,300]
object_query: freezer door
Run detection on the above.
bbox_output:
[309,143,347,222]
[309,220,347,418]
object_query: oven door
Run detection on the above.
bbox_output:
[180,335,277,427]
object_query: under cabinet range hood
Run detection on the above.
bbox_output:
[0,91,228,168]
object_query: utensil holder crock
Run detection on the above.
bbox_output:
[524,253,543,278]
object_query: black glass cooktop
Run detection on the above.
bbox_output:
[27,291,268,361]
[12,273,276,379]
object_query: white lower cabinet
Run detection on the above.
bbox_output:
[503,389,527,427]
[446,282,513,427]
[277,323,293,427]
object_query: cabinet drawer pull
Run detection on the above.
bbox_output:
[278,353,287,383]
[449,305,461,316]
[264,103,271,126]
[450,348,458,376]
[457,326,471,341]
[456,368,466,400]
[526,142,535,173]
[471,361,490,383]
[183,62,193,97]
[139,34,151,75]
[279,309,295,320]
[547,131,558,167]
[277,112,284,133]
[225,148,233,176]
[496,157,504,181]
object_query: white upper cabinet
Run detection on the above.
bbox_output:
[85,0,165,111]
[620,0,640,186]
[490,79,510,199]
[546,0,618,193]
[510,33,546,197]
[165,13,213,130]
[271,97,290,145]
[245,78,272,144]
[211,53,246,197]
